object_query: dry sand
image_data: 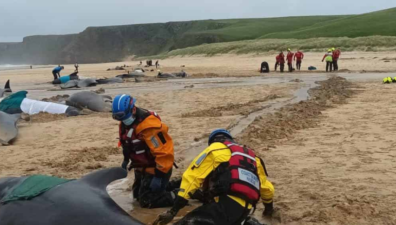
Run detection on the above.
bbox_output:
[248,82,396,225]
[1,53,396,225]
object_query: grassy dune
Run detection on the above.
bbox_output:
[189,16,347,42]
[261,8,396,39]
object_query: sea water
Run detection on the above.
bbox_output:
[0,64,30,71]
[0,64,52,72]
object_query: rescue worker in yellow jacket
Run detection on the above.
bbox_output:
[112,94,176,208]
[154,129,275,225]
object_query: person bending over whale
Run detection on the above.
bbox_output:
[112,94,177,208]
[154,129,275,225]
[52,66,64,80]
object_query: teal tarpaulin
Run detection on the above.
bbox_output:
[59,75,71,84]
[0,91,27,114]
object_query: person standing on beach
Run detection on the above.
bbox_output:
[52,66,64,80]
[275,54,280,71]
[332,47,341,71]
[74,63,79,72]
[286,48,294,72]
[278,51,285,73]
[155,60,159,69]
[294,50,304,71]
[322,49,333,72]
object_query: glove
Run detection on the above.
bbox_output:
[150,177,162,192]
[153,196,188,225]
[263,202,274,217]
[243,216,262,225]
[121,160,129,170]
[153,210,176,225]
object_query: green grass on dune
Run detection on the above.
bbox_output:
[184,16,347,42]
[161,36,396,57]
[261,8,396,39]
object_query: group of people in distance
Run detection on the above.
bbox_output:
[322,47,341,72]
[275,48,304,72]
[274,47,341,73]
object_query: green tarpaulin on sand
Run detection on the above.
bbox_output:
[1,175,73,204]
[0,91,27,114]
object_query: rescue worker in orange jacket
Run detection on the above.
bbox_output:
[287,48,294,72]
[153,129,275,225]
[112,94,176,208]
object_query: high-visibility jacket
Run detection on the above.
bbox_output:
[294,52,304,61]
[383,77,393,84]
[177,142,274,208]
[322,53,333,62]
[119,108,174,176]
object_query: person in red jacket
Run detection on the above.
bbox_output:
[332,47,341,71]
[278,51,285,73]
[294,50,304,71]
[286,48,294,72]
[275,55,280,71]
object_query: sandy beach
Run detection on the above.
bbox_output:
[1,52,396,224]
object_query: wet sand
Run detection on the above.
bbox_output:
[1,53,396,224]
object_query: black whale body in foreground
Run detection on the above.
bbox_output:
[0,168,144,225]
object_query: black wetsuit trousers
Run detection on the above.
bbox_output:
[133,169,175,208]
[52,71,59,80]
[280,63,285,72]
[333,60,338,71]
[288,63,293,72]
[326,62,333,72]
[296,61,302,70]
[175,195,251,225]
[275,62,279,71]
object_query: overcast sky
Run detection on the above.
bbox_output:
[0,0,395,42]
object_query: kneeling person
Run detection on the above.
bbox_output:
[112,94,176,208]
[154,129,275,225]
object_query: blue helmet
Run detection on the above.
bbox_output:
[112,94,136,121]
[208,129,233,145]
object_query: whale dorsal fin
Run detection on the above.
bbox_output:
[81,167,127,190]
[4,80,11,92]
